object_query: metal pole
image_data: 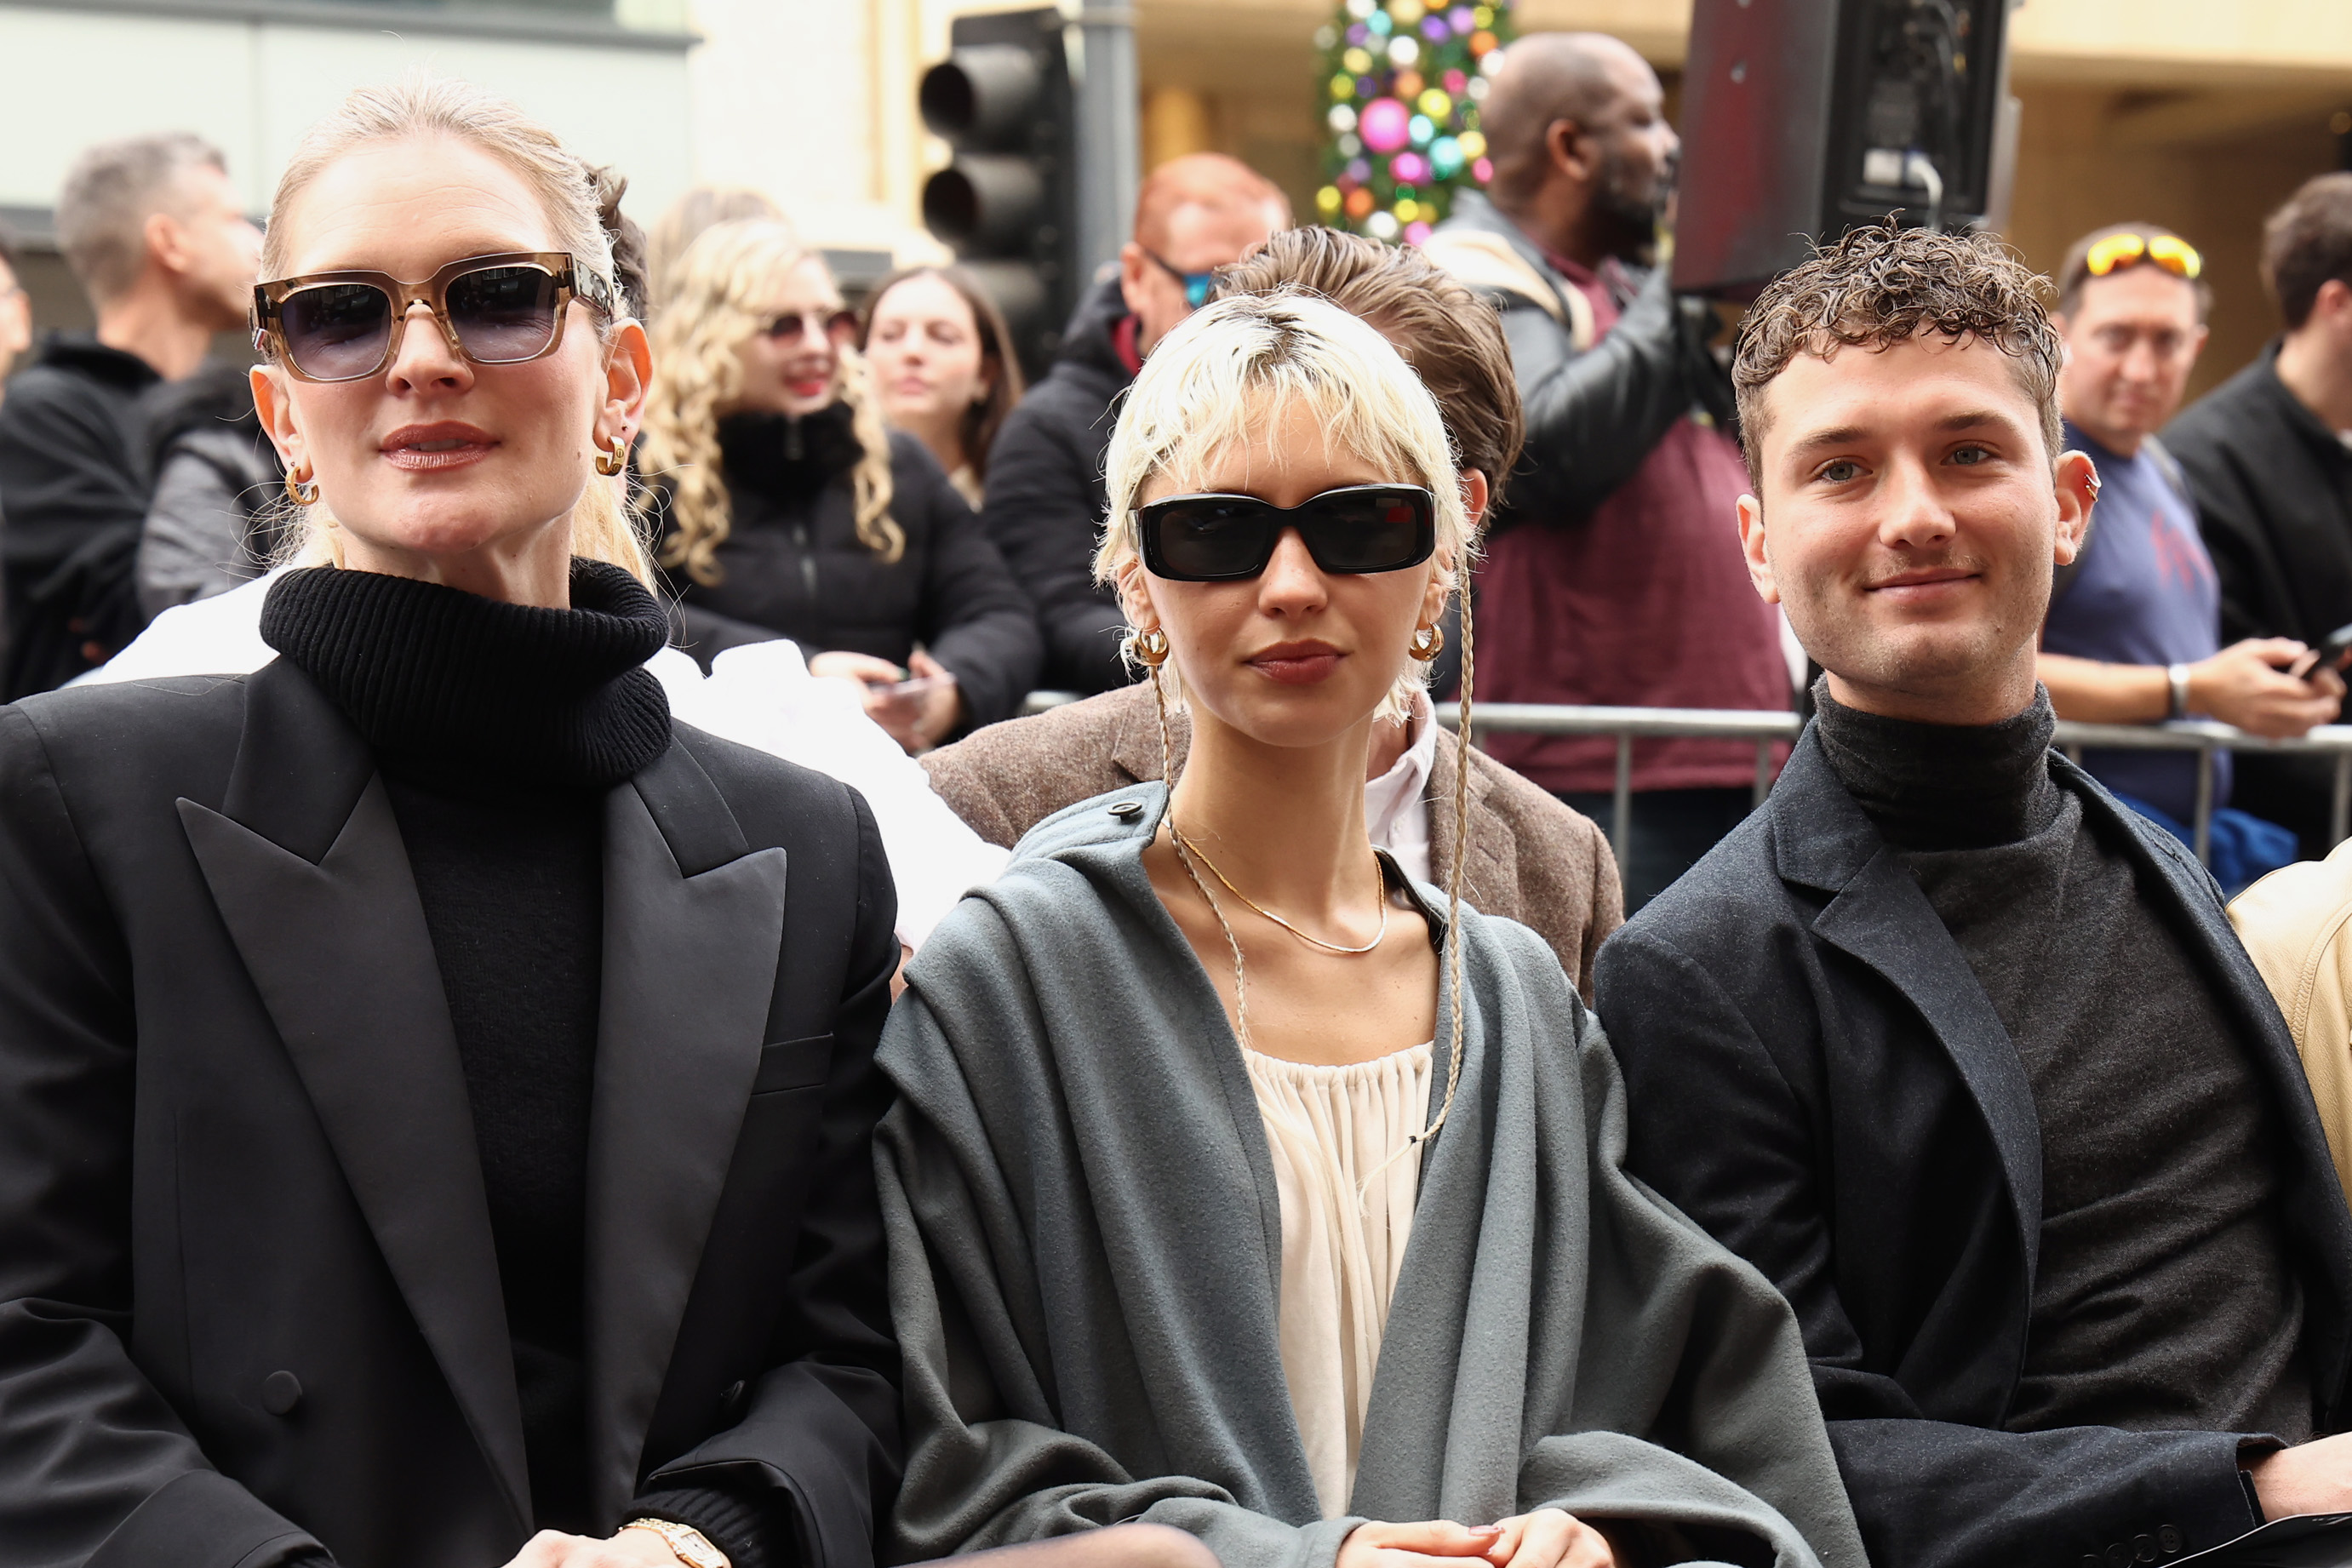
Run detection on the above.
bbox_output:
[2335,753,2352,849]
[1752,739,1771,810]
[1071,5,1139,285]
[2193,746,2215,866]
[1612,733,1634,878]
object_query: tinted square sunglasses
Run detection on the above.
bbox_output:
[252,251,617,384]
[1136,484,1437,582]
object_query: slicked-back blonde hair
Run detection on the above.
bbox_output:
[1095,289,1472,724]
[260,75,651,584]
[638,220,901,587]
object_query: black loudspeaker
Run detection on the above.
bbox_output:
[1671,0,2017,298]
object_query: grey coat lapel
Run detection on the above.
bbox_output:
[583,742,789,1519]
[178,660,529,1531]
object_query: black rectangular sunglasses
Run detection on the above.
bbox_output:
[1137,484,1437,582]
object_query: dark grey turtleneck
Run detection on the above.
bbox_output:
[1812,680,2312,1444]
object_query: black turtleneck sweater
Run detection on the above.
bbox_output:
[261,564,781,1563]
[1812,682,2312,1445]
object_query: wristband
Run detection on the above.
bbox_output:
[2167,663,2192,721]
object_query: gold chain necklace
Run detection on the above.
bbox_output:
[1165,821,1388,955]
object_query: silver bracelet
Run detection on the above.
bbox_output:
[2167,662,2192,720]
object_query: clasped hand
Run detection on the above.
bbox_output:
[807,648,962,753]
[1337,1510,1617,1568]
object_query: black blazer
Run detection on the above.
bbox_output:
[1594,730,2352,1568]
[0,657,901,1568]
[2165,343,2352,653]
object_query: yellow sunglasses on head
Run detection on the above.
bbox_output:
[2085,231,2203,282]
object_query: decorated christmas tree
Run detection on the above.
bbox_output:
[1313,0,1514,246]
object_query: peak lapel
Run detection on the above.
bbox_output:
[1428,731,1508,908]
[176,663,529,1531]
[1108,688,1182,784]
[583,743,789,1521]
[1773,736,2045,1349]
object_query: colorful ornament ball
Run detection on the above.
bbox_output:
[1316,0,1513,244]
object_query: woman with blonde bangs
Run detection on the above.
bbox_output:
[0,77,901,1568]
[878,292,1868,1568]
[638,221,1038,753]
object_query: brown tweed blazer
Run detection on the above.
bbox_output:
[920,682,1622,994]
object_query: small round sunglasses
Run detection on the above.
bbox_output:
[2084,231,2202,283]
[252,251,616,384]
[762,307,860,345]
[1137,485,1436,582]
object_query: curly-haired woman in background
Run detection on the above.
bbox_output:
[638,222,1039,752]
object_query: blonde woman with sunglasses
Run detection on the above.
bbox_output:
[637,221,1039,754]
[0,78,903,1568]
[877,292,1868,1568]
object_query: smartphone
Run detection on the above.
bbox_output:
[2304,623,2352,682]
[869,674,953,699]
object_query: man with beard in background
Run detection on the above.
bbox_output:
[1428,33,1792,909]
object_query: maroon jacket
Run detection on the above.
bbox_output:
[1446,203,1792,794]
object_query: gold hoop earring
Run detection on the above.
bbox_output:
[286,467,320,506]
[1409,624,1444,661]
[593,433,629,477]
[1130,627,1170,667]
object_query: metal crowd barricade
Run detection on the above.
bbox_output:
[1017,692,2352,873]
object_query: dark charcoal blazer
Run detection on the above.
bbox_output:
[1594,728,2352,1568]
[0,657,901,1568]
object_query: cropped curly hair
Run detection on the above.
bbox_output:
[1731,222,2063,489]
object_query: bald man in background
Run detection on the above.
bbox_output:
[1428,34,1788,909]
[981,152,1288,693]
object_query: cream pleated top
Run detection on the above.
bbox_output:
[1242,1040,1434,1518]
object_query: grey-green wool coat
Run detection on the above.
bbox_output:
[876,784,1866,1568]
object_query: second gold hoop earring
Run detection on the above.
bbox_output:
[286,468,320,506]
[1130,627,1170,667]
[1409,624,1444,661]
[593,434,629,477]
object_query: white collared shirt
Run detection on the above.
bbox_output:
[1363,691,1439,885]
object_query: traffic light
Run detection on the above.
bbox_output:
[1671,0,2019,297]
[918,8,1079,380]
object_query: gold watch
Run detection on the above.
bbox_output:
[622,1517,730,1568]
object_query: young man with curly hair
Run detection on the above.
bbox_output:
[1593,222,2352,1568]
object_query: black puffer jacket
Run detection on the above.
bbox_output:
[976,276,1136,695]
[0,335,161,697]
[136,363,285,619]
[659,404,1042,731]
